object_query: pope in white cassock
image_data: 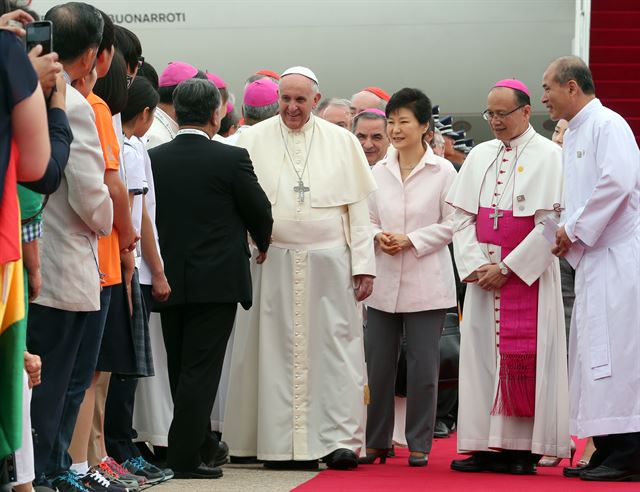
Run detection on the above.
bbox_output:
[446,79,571,475]
[223,67,376,470]
[543,56,640,482]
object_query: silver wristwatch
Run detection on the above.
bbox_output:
[498,261,510,276]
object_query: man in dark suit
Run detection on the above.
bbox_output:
[150,78,272,479]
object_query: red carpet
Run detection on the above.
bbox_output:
[293,436,639,492]
[590,0,640,145]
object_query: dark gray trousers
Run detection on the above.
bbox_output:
[560,257,575,345]
[365,308,446,453]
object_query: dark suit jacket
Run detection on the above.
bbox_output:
[150,133,272,310]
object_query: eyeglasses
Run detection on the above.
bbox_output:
[482,105,525,121]
[137,56,145,70]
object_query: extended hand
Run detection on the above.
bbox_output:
[353,274,374,302]
[477,264,509,291]
[375,232,402,256]
[552,226,572,257]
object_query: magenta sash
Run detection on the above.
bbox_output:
[476,207,538,418]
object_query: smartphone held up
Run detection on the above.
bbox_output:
[26,20,52,54]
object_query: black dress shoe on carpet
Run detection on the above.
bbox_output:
[450,453,509,473]
[509,460,536,475]
[580,465,640,482]
[208,441,229,467]
[324,449,358,470]
[563,461,597,478]
[263,460,319,470]
[230,456,261,464]
[408,453,428,467]
[173,463,223,479]
[434,420,450,438]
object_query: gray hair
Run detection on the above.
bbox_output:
[352,110,386,133]
[550,55,595,95]
[174,79,221,126]
[244,101,279,122]
[323,98,351,111]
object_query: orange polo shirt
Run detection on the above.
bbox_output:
[88,92,122,286]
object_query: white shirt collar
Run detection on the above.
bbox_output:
[568,98,601,131]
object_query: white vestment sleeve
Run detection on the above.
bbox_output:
[564,122,638,246]
[349,198,376,277]
[503,210,556,286]
[367,191,383,255]
[407,170,455,257]
[452,209,489,281]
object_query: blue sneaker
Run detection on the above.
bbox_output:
[52,471,92,492]
[123,456,165,484]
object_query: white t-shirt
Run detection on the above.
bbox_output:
[123,136,148,269]
[132,136,162,285]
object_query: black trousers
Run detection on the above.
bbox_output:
[104,284,154,463]
[592,432,640,472]
[160,302,236,471]
[104,377,139,463]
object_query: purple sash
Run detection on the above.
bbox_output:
[476,207,538,417]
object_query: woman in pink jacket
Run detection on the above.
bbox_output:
[361,88,457,467]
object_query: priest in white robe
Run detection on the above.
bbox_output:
[223,67,376,470]
[543,56,640,482]
[447,79,571,475]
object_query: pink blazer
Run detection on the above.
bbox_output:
[367,146,457,313]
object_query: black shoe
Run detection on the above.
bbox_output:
[408,452,428,467]
[434,420,450,438]
[209,441,229,467]
[173,463,223,479]
[122,457,165,484]
[509,460,536,475]
[263,460,319,470]
[450,453,509,473]
[580,465,640,482]
[52,472,93,492]
[230,456,261,464]
[81,470,128,491]
[563,461,597,478]
[324,449,358,470]
[358,448,390,464]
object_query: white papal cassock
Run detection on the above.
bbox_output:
[223,114,376,460]
[446,126,572,458]
[561,99,640,438]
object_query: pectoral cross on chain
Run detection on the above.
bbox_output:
[489,205,503,230]
[294,179,310,203]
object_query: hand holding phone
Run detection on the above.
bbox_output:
[0,9,34,36]
[26,20,53,54]
[28,46,61,94]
